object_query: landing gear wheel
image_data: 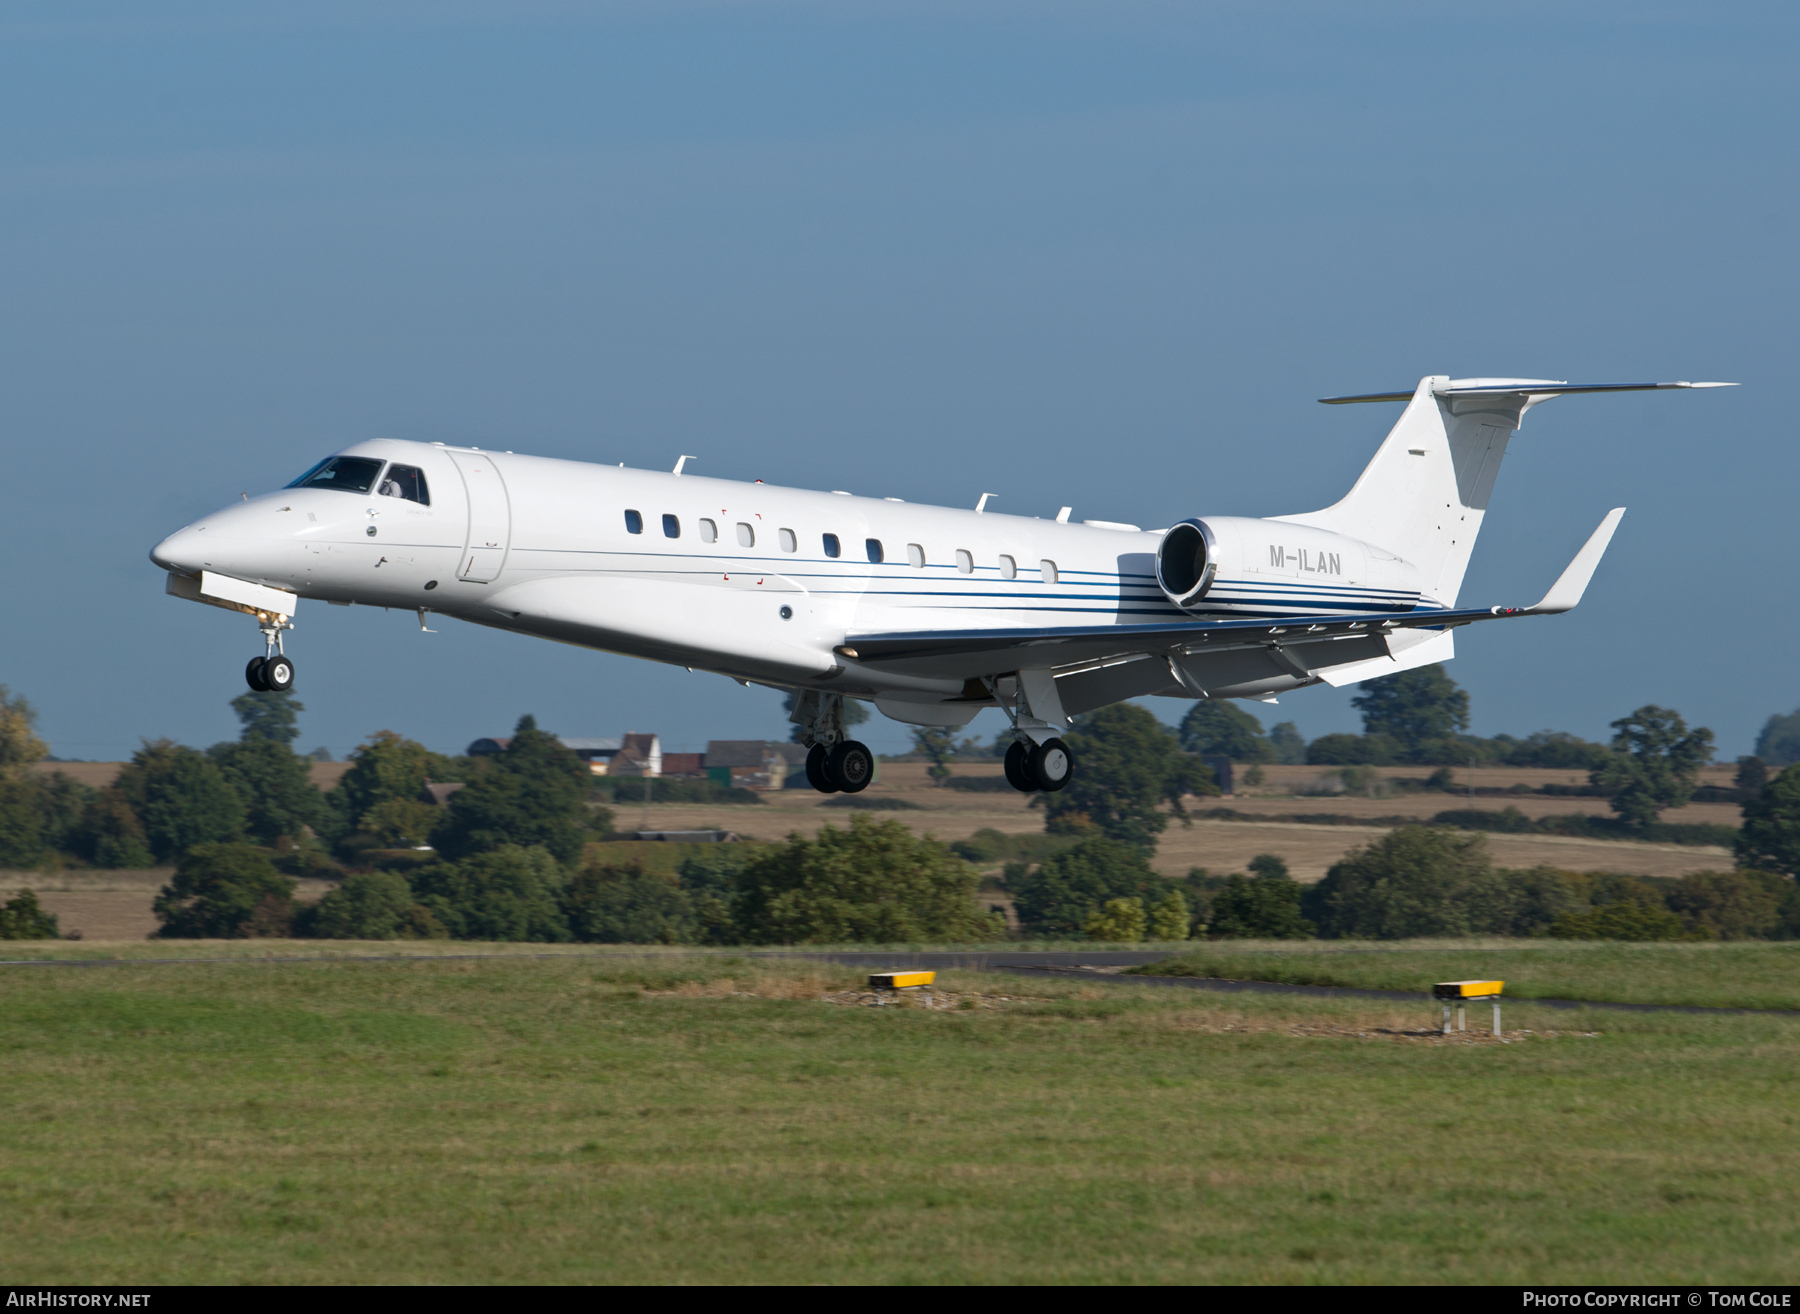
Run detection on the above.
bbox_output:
[1003,740,1038,793]
[805,743,840,794]
[827,740,874,794]
[262,653,296,693]
[244,656,270,692]
[1028,738,1074,792]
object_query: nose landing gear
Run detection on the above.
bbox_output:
[244,614,297,692]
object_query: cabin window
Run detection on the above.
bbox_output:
[906,543,925,569]
[625,509,643,535]
[955,549,973,574]
[287,455,385,495]
[866,538,884,564]
[699,518,717,543]
[378,464,430,505]
[999,554,1016,580]
[1040,559,1058,585]
[822,533,840,558]
[779,528,797,553]
[737,522,755,548]
[662,514,681,539]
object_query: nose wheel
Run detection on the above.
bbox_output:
[244,614,297,692]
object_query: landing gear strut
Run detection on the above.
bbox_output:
[993,670,1075,793]
[244,613,297,693]
[791,690,874,794]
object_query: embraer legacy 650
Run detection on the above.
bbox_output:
[150,375,1731,795]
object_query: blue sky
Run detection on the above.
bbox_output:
[1,1,1793,760]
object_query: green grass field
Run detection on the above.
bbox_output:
[3,945,1798,1283]
[1135,941,1800,1011]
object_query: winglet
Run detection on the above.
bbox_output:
[1522,508,1626,614]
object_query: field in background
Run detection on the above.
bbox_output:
[9,760,1740,941]
[1,943,1796,1283]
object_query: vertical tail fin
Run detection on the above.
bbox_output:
[1279,375,1732,607]
[1275,375,1549,606]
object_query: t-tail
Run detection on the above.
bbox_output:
[1274,375,1735,608]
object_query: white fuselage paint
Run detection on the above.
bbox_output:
[150,439,1427,700]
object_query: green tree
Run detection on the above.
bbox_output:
[1503,730,1611,770]
[676,845,756,944]
[300,871,443,940]
[230,690,304,745]
[781,690,868,743]
[209,737,335,846]
[1665,870,1787,940]
[431,715,591,863]
[563,861,697,944]
[1179,701,1275,762]
[114,740,246,862]
[910,727,958,784]
[1305,732,1399,766]
[1043,703,1214,852]
[0,890,61,939]
[1207,874,1314,939]
[1011,836,1169,937]
[1268,721,1306,765]
[1303,826,1492,939]
[1591,705,1715,830]
[412,844,571,941]
[0,686,48,777]
[732,814,997,944]
[330,731,452,834]
[1737,764,1800,877]
[78,788,155,868]
[1084,897,1147,942]
[1351,665,1469,760]
[1248,853,1290,881]
[1755,708,1800,768]
[1546,901,1685,941]
[1147,890,1193,941]
[0,777,44,867]
[152,842,295,938]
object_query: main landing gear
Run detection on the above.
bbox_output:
[790,689,874,794]
[244,614,297,693]
[1003,737,1074,793]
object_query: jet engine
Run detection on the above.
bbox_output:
[1155,516,1427,615]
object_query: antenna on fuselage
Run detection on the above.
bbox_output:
[976,493,997,513]
[673,455,697,475]
[1055,507,1072,523]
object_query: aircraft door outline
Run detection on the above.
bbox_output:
[448,450,511,582]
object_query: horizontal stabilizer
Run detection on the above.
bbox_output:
[1524,508,1625,615]
[1320,380,1737,405]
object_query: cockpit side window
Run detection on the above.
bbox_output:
[287,456,386,495]
[378,464,430,505]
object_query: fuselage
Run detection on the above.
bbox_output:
[150,438,1425,700]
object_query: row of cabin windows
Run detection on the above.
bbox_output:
[623,509,1058,583]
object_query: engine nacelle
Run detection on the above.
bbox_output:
[1155,516,1425,614]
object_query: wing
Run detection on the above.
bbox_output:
[839,509,1624,708]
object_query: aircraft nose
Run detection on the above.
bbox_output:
[150,526,206,574]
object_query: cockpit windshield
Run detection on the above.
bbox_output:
[378,463,430,505]
[286,456,386,494]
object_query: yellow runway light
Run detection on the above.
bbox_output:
[1432,981,1504,1036]
[869,970,936,991]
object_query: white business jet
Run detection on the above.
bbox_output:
[150,375,1731,795]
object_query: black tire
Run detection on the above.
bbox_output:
[262,653,296,693]
[1029,738,1074,792]
[805,743,839,793]
[827,740,874,794]
[1003,740,1038,792]
[245,656,270,692]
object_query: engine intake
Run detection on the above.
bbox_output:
[1157,519,1218,611]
